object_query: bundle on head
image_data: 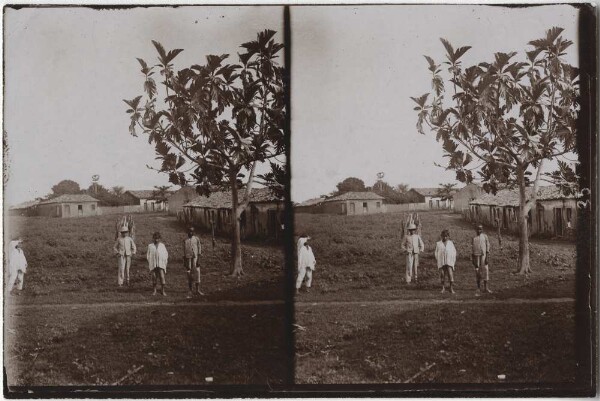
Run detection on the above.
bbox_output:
[402,212,422,236]
[115,215,135,240]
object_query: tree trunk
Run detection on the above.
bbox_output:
[516,168,532,275]
[230,179,244,277]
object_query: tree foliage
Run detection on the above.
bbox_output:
[125,30,285,276]
[436,183,457,200]
[125,30,285,195]
[111,186,125,197]
[414,27,578,193]
[334,177,366,194]
[85,184,128,206]
[152,185,172,201]
[50,180,81,198]
[413,27,579,274]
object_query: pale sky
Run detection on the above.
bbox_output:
[3,6,283,205]
[291,4,579,202]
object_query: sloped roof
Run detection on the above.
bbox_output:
[411,187,457,197]
[470,186,576,207]
[296,197,326,207]
[324,191,384,202]
[166,187,197,199]
[9,200,41,210]
[39,194,99,205]
[125,190,160,199]
[184,187,282,209]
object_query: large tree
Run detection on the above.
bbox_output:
[413,27,579,274]
[50,179,81,198]
[334,177,366,194]
[125,30,285,277]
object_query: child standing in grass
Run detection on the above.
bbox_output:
[296,237,316,294]
[6,237,27,295]
[472,224,492,295]
[183,227,203,298]
[435,229,457,294]
[147,232,168,296]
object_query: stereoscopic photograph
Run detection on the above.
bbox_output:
[2,1,597,397]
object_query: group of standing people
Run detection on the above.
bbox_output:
[294,223,493,296]
[112,225,203,297]
[402,223,492,294]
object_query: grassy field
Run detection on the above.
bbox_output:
[294,210,580,385]
[4,213,288,387]
[294,210,576,301]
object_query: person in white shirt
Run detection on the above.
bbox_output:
[401,223,425,284]
[296,237,316,294]
[147,231,169,296]
[113,226,137,287]
[7,237,28,295]
[435,229,457,294]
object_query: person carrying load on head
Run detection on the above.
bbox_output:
[401,223,424,284]
[113,225,137,287]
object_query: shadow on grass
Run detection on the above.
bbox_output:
[7,303,289,387]
[296,301,579,386]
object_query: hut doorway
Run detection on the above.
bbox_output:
[554,208,564,236]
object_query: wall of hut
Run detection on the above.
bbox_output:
[466,199,577,238]
[167,187,197,216]
[183,201,284,240]
[453,184,483,213]
[320,199,385,215]
[37,202,98,218]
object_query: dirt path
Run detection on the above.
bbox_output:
[296,297,574,307]
[6,297,574,310]
[6,299,286,309]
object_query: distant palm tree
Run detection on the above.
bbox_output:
[396,183,410,194]
[437,183,457,200]
[152,185,172,201]
[111,186,125,197]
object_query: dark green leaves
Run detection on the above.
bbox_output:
[410,93,429,108]
[125,31,285,201]
[151,40,184,66]
[440,38,471,65]
[414,26,579,194]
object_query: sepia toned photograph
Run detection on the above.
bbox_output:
[291,3,595,391]
[2,1,597,398]
[3,5,290,391]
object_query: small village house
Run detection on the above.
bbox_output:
[320,191,386,215]
[294,197,327,214]
[123,190,170,212]
[8,200,41,216]
[166,187,198,217]
[37,194,99,218]
[182,187,284,240]
[409,188,453,209]
[453,183,484,213]
[467,186,577,238]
